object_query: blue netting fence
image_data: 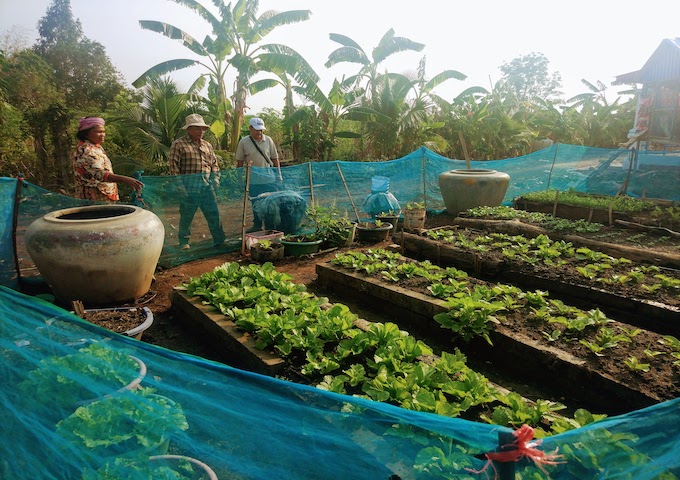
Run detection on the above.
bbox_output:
[2,142,680,478]
[2,285,679,479]
[4,143,679,285]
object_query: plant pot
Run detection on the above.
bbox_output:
[343,222,357,246]
[25,205,165,305]
[438,169,510,217]
[402,209,426,230]
[91,455,218,480]
[356,222,392,243]
[250,242,285,262]
[375,214,399,235]
[244,229,284,250]
[323,222,357,248]
[74,355,147,406]
[81,306,155,341]
[280,237,323,256]
[149,455,218,480]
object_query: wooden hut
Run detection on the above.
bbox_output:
[613,38,680,146]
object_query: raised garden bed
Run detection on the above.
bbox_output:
[396,228,680,337]
[452,217,680,268]
[512,191,674,226]
[169,262,611,436]
[316,250,679,414]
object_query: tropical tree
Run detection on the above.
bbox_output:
[109,76,205,173]
[31,0,124,188]
[286,76,364,160]
[248,52,321,159]
[0,49,60,183]
[134,0,311,152]
[564,79,636,147]
[499,52,563,103]
[444,82,533,160]
[528,98,586,145]
[325,28,425,101]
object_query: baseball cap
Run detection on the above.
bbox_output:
[249,117,266,130]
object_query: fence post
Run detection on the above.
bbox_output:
[546,143,559,190]
[496,431,516,480]
[421,149,428,209]
[12,174,24,284]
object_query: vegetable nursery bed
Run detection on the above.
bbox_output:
[170,288,285,376]
[315,261,679,414]
[169,282,567,429]
[396,229,680,337]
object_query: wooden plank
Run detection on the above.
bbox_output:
[170,288,286,375]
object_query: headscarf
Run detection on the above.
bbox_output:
[78,117,105,132]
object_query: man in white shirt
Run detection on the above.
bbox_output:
[236,117,281,232]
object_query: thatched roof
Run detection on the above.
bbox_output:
[613,38,680,85]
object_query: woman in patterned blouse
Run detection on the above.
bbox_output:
[72,117,143,202]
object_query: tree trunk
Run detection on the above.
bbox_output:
[229,76,247,153]
[50,109,72,189]
[32,134,49,186]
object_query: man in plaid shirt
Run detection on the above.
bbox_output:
[169,114,226,250]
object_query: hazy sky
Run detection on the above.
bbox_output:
[2,0,679,113]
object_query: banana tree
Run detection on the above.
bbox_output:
[133,0,311,152]
[325,28,425,101]
[248,52,321,159]
[292,77,363,160]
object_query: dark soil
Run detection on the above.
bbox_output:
[81,308,147,334]
[325,261,679,403]
[32,210,679,406]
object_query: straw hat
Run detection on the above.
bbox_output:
[182,114,209,130]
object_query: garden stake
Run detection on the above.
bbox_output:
[552,190,559,217]
[458,131,471,170]
[308,162,315,205]
[12,174,23,284]
[546,143,559,190]
[241,164,252,255]
[466,425,564,479]
[336,163,361,222]
[421,149,428,209]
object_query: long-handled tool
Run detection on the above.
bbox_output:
[240,165,252,255]
[336,163,361,222]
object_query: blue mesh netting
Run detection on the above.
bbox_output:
[3,143,679,280]
[2,282,680,479]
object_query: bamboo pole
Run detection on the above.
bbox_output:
[421,149,428,209]
[546,143,559,190]
[336,162,361,222]
[308,162,315,206]
[458,131,471,170]
[240,165,252,255]
[12,175,23,284]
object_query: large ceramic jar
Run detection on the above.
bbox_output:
[25,205,164,305]
[438,169,510,216]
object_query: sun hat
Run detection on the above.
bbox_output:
[182,113,209,130]
[249,117,266,130]
[78,117,105,131]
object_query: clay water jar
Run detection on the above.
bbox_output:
[438,169,510,216]
[25,204,164,305]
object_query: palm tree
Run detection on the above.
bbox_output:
[111,76,203,173]
[133,0,311,152]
